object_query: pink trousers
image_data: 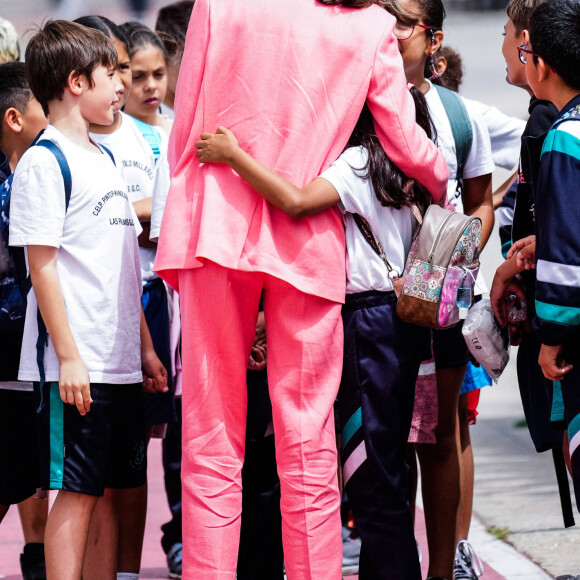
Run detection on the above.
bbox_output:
[178,262,343,579]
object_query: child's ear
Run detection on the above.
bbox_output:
[3,108,23,135]
[521,29,530,44]
[435,54,447,77]
[432,30,444,54]
[535,57,551,83]
[67,70,86,96]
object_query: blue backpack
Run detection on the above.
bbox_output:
[0,140,72,382]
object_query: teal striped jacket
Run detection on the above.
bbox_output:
[533,94,580,345]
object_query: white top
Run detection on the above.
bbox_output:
[91,112,158,283]
[9,126,143,384]
[424,80,495,214]
[462,97,525,172]
[150,128,171,243]
[150,152,170,242]
[320,146,415,295]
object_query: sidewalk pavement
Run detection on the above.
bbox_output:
[0,438,554,580]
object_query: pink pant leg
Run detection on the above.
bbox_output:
[178,263,262,579]
[264,275,343,580]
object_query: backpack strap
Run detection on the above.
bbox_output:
[33,137,73,408]
[99,143,116,166]
[35,140,72,211]
[434,84,473,198]
[131,116,162,161]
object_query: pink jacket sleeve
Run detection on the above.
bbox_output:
[366,18,449,204]
[168,0,210,175]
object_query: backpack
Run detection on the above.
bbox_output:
[131,116,162,161]
[0,139,71,381]
[0,133,114,384]
[396,204,481,329]
[434,84,473,198]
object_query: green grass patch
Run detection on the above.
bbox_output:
[513,417,527,428]
[487,526,510,541]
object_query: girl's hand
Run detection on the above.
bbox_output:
[141,348,169,394]
[506,235,535,260]
[195,126,239,164]
[516,241,536,271]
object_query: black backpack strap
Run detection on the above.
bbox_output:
[434,84,473,198]
[552,447,575,528]
[33,139,72,408]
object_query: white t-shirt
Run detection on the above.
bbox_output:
[424,81,495,213]
[91,112,158,283]
[150,152,169,242]
[150,128,171,243]
[462,97,525,171]
[320,146,416,295]
[425,81,495,295]
[9,125,143,384]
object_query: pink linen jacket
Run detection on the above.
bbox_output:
[155,0,449,303]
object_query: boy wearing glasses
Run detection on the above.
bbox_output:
[491,0,563,459]
[525,0,580,502]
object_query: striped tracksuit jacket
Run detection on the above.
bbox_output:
[533,94,580,507]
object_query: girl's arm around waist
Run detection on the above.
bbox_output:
[195,127,340,218]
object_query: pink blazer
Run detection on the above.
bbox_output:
[155,0,449,303]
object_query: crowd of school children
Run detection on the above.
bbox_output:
[0,0,579,578]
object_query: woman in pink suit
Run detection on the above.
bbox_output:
[154,0,449,577]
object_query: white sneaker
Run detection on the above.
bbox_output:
[454,540,483,580]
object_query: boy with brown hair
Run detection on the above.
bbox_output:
[9,20,167,579]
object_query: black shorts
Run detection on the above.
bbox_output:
[432,321,469,369]
[142,278,176,426]
[35,382,147,496]
[0,389,41,505]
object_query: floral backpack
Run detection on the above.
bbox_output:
[354,204,481,329]
[396,204,481,329]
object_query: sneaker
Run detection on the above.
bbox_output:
[341,526,360,576]
[454,540,484,580]
[166,542,183,579]
[20,543,46,580]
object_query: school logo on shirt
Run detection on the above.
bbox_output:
[93,189,129,217]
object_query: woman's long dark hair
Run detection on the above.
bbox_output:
[347,87,436,211]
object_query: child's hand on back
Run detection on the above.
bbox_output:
[141,349,169,394]
[195,126,239,164]
[59,358,92,416]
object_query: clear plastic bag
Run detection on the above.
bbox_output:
[461,299,509,381]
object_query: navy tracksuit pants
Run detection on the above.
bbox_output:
[338,290,429,580]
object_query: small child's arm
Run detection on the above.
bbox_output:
[195,127,340,217]
[28,245,92,416]
[140,308,168,394]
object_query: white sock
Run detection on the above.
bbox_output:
[117,574,139,580]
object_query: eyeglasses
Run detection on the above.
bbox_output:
[517,43,556,72]
[517,43,538,64]
[393,21,432,41]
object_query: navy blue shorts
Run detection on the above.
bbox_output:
[35,382,147,496]
[0,389,41,505]
[433,321,469,369]
[142,278,177,426]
